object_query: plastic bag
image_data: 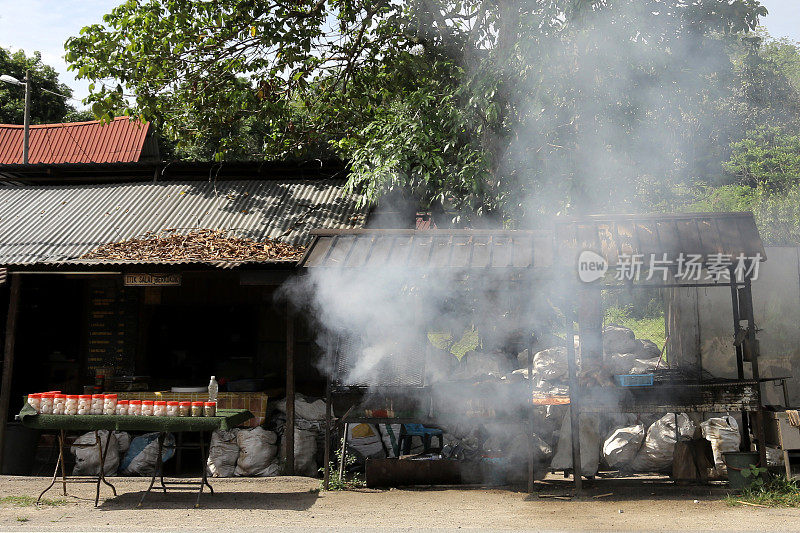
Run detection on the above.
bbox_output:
[120,433,175,476]
[630,413,694,472]
[208,429,240,478]
[533,347,568,381]
[346,423,386,460]
[602,425,645,469]
[235,427,278,477]
[71,430,119,476]
[700,416,740,475]
[294,428,318,477]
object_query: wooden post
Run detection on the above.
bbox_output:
[0,273,21,473]
[284,303,295,475]
[566,306,582,494]
[323,378,331,489]
[728,269,750,451]
[742,277,767,470]
[527,335,535,494]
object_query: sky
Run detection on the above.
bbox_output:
[0,0,799,109]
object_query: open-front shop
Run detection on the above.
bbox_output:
[299,212,781,493]
[0,173,367,481]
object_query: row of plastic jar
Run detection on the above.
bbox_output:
[28,393,216,417]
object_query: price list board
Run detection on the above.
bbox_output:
[86,279,138,376]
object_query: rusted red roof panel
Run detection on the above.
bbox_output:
[0,117,150,165]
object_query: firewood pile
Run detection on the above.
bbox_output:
[80,229,305,262]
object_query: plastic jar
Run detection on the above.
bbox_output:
[78,395,92,415]
[191,401,204,417]
[103,394,117,415]
[40,393,55,415]
[166,401,180,416]
[52,394,66,415]
[153,401,167,416]
[128,399,142,416]
[116,400,129,415]
[178,401,191,417]
[65,395,78,415]
[27,393,42,413]
[142,400,154,416]
[91,394,104,415]
[203,401,217,417]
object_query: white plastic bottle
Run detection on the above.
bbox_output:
[208,376,218,402]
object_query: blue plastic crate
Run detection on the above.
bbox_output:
[614,374,654,387]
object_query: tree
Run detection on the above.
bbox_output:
[66,0,768,224]
[0,47,88,125]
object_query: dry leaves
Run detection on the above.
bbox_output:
[81,229,305,262]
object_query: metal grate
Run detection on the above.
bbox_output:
[333,335,427,388]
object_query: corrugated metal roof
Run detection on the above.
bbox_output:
[0,179,367,266]
[554,212,766,265]
[300,229,554,269]
[0,117,151,165]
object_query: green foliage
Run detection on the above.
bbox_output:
[604,305,666,351]
[752,185,800,245]
[320,438,365,491]
[0,495,67,507]
[0,47,87,124]
[724,127,800,190]
[726,473,800,507]
[65,0,769,221]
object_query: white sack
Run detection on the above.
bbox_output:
[603,325,638,355]
[700,416,740,475]
[293,428,318,477]
[602,425,645,469]
[533,347,568,381]
[120,433,175,476]
[235,427,278,477]
[208,429,240,478]
[72,430,119,476]
[630,413,695,472]
[275,394,327,421]
[347,423,386,459]
[114,431,131,456]
[550,408,602,476]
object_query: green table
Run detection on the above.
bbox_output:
[17,405,253,507]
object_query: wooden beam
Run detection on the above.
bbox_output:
[284,303,295,475]
[0,273,21,473]
[566,307,582,494]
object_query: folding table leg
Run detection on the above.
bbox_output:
[38,431,64,505]
[139,433,165,507]
[197,431,213,508]
[94,430,117,506]
[59,430,67,496]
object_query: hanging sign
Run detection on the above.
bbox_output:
[123,273,182,286]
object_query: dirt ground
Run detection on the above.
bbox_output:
[1,474,799,532]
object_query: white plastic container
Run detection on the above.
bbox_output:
[78,395,92,415]
[142,400,154,416]
[166,401,179,416]
[91,394,104,415]
[116,400,129,415]
[53,394,66,415]
[27,393,42,413]
[40,393,54,415]
[154,401,167,416]
[128,400,142,416]
[103,394,117,415]
[65,395,78,415]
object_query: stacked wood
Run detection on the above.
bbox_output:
[80,229,305,262]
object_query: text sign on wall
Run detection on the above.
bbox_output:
[123,273,182,286]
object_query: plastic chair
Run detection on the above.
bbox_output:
[399,423,444,455]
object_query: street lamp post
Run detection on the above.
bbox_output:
[0,70,31,164]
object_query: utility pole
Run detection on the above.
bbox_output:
[23,70,30,165]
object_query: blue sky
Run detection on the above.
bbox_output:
[0,0,799,108]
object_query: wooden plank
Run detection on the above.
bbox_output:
[491,235,512,268]
[344,235,374,267]
[0,273,20,473]
[449,235,472,268]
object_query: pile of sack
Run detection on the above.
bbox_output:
[71,431,176,476]
[207,427,280,477]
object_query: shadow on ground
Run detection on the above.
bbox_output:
[98,489,320,511]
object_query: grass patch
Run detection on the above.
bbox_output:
[16,517,28,522]
[726,475,800,508]
[0,495,67,507]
